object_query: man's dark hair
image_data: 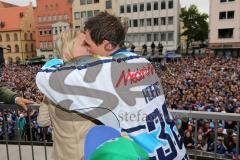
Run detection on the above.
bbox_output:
[84,12,126,47]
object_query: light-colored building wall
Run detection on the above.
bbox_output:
[72,0,180,54]
[118,0,180,53]
[209,0,240,57]
[72,0,118,29]
[52,21,70,58]
[0,4,36,64]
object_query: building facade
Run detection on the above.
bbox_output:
[0,4,36,64]
[52,21,70,57]
[72,0,180,54]
[35,0,72,59]
[118,0,180,53]
[209,0,240,57]
[72,0,118,29]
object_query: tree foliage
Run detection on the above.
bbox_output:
[180,5,208,53]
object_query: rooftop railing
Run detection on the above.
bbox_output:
[0,104,239,160]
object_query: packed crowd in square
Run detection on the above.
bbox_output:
[0,55,239,158]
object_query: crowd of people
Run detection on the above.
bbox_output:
[0,55,239,158]
[0,64,51,142]
[155,55,240,159]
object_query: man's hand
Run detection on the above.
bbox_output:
[15,97,32,110]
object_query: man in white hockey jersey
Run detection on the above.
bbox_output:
[36,12,188,160]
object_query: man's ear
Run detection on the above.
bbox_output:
[103,40,115,51]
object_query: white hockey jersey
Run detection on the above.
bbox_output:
[36,51,187,160]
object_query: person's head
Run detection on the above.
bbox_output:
[55,29,90,61]
[84,12,126,56]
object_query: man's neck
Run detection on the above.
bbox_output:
[107,47,120,56]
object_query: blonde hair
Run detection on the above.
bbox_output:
[55,29,82,61]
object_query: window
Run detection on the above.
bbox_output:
[154,33,159,41]
[133,4,138,12]
[140,3,144,12]
[94,10,99,16]
[127,5,131,13]
[161,33,166,41]
[54,27,58,35]
[49,29,52,35]
[80,0,86,5]
[14,33,18,41]
[106,0,112,9]
[220,0,235,2]
[161,1,166,9]
[154,18,159,26]
[30,33,33,40]
[168,17,173,25]
[133,19,138,27]
[58,15,63,20]
[48,42,52,49]
[44,42,48,49]
[74,12,80,19]
[87,11,93,18]
[120,5,124,13]
[81,11,86,18]
[15,45,19,52]
[38,17,42,23]
[147,2,151,11]
[39,29,42,35]
[31,44,34,52]
[7,45,11,52]
[147,18,152,26]
[53,16,57,21]
[140,19,144,26]
[168,0,173,9]
[154,2,158,10]
[128,20,131,27]
[25,44,28,52]
[168,32,174,41]
[94,0,99,3]
[147,34,152,42]
[6,34,10,41]
[87,0,92,4]
[40,42,43,49]
[132,34,138,43]
[228,11,234,19]
[24,33,28,40]
[161,17,166,25]
[219,12,227,19]
[48,16,52,22]
[43,16,47,22]
[218,28,234,38]
[0,35,2,42]
[219,11,235,19]
[64,14,68,20]
[44,29,47,35]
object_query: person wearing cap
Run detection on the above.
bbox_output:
[36,12,187,160]
[84,125,149,160]
[216,136,226,154]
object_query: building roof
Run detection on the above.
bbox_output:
[0,1,19,8]
[0,6,28,31]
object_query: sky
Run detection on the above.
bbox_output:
[1,0,209,14]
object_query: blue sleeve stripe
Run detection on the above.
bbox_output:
[39,55,141,73]
[122,125,146,133]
